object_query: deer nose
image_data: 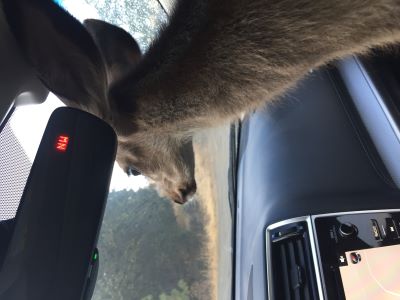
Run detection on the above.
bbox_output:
[175,181,197,205]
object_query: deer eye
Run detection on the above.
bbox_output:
[127,166,141,176]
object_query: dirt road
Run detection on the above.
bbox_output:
[193,124,233,300]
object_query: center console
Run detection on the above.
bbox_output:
[266,209,400,300]
[236,49,400,299]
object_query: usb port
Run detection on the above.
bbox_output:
[371,219,381,240]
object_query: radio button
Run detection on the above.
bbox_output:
[385,218,399,239]
[371,219,382,240]
[339,223,357,237]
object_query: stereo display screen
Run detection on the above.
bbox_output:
[314,211,400,299]
[339,244,400,299]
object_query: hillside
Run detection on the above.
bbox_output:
[93,188,211,300]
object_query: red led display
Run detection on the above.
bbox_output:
[55,135,69,152]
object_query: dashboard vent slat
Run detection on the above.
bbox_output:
[268,222,317,300]
[280,244,291,300]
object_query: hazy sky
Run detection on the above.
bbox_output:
[61,0,100,21]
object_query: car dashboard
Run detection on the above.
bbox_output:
[235,52,400,299]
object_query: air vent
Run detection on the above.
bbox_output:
[268,221,318,300]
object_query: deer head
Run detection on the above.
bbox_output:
[3,0,196,204]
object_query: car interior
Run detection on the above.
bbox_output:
[2,1,400,300]
[236,52,400,299]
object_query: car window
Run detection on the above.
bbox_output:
[6,1,234,299]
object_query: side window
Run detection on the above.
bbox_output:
[0,1,234,299]
[0,109,31,221]
[0,94,63,221]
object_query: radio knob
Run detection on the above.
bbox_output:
[339,223,357,237]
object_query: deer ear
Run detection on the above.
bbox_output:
[84,19,142,84]
[2,0,108,114]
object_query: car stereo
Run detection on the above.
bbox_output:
[266,209,400,300]
[314,211,400,299]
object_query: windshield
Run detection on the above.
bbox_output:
[6,1,234,299]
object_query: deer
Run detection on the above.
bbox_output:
[3,0,400,204]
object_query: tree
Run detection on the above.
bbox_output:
[92,188,210,300]
[158,280,190,300]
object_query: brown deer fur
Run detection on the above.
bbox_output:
[3,0,400,203]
